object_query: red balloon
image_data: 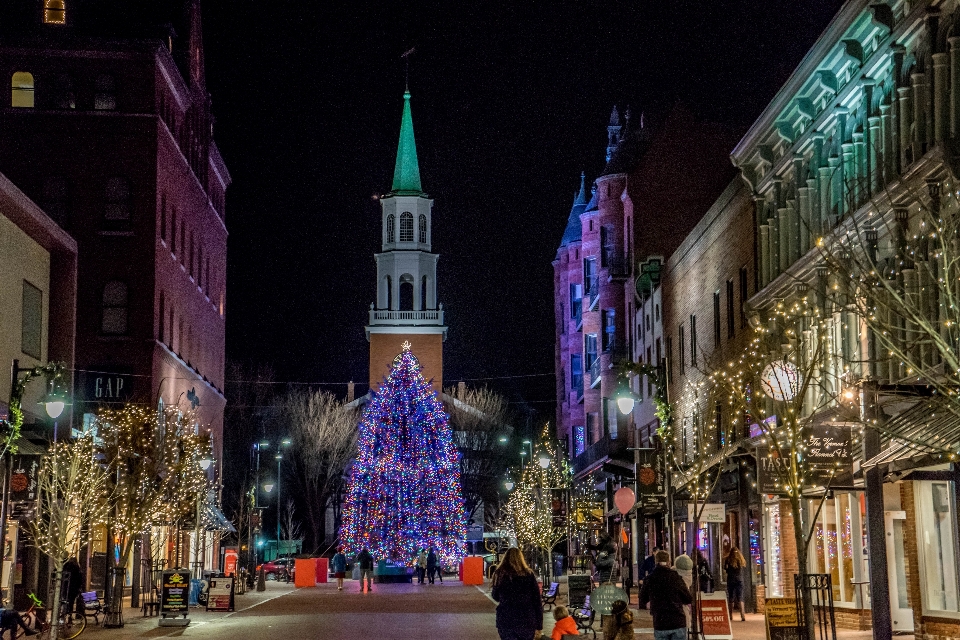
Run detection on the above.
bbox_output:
[614,487,636,515]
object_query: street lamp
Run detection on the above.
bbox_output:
[522,439,533,458]
[504,479,515,491]
[538,453,552,470]
[615,377,639,415]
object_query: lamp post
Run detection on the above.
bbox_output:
[1,359,67,605]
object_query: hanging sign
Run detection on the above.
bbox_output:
[687,503,725,523]
[636,449,666,495]
[756,447,792,495]
[802,425,853,486]
[9,455,40,503]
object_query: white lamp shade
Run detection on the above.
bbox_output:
[616,395,635,415]
[44,400,65,419]
[263,483,275,493]
[538,455,551,469]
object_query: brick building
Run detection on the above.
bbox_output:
[0,0,230,580]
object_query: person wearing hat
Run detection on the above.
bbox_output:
[639,550,693,640]
[602,600,634,640]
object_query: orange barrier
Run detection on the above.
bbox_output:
[294,558,317,587]
[461,556,484,585]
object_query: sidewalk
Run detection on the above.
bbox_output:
[80,580,296,639]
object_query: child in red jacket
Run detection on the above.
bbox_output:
[551,606,579,640]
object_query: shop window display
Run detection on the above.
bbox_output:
[916,481,960,612]
[809,493,866,607]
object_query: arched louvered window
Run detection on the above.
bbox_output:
[386,214,395,243]
[399,212,414,242]
[418,214,427,243]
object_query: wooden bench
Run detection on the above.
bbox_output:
[541,581,560,610]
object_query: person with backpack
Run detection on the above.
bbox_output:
[356,548,374,592]
[639,550,693,640]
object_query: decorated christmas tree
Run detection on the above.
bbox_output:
[340,343,466,566]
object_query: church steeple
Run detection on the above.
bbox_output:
[391,90,424,196]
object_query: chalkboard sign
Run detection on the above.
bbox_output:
[591,584,628,615]
[160,570,190,617]
[765,597,802,640]
[90,552,106,594]
[567,574,592,608]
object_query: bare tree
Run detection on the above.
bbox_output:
[27,432,112,640]
[445,385,513,525]
[279,389,357,553]
[281,498,302,543]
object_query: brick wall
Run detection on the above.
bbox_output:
[369,332,443,393]
[779,500,799,599]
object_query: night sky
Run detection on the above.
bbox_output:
[203,1,845,420]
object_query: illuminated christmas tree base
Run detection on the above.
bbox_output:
[340,343,466,566]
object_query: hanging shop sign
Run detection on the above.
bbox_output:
[639,493,667,515]
[636,449,666,496]
[756,447,792,495]
[10,455,40,503]
[802,425,853,486]
[687,503,725,523]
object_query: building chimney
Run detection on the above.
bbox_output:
[457,381,466,397]
[347,381,355,403]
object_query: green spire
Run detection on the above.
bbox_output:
[391,90,424,195]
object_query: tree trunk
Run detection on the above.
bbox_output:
[790,496,815,640]
[49,566,64,640]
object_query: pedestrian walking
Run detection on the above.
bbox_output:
[550,606,579,640]
[602,600,634,640]
[356,547,374,592]
[491,548,543,640]
[331,549,347,591]
[588,532,615,584]
[723,546,746,621]
[638,546,660,585]
[63,556,84,617]
[639,550,693,640]
[427,547,442,583]
[672,554,694,629]
[416,548,427,584]
[693,549,713,593]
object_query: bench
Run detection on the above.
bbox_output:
[572,594,596,639]
[541,582,560,610]
[82,591,103,623]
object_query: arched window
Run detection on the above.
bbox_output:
[399,212,414,242]
[104,177,131,221]
[12,72,34,108]
[399,274,414,310]
[52,73,74,109]
[102,281,128,334]
[386,214,395,243]
[418,214,427,243]
[94,74,116,111]
[44,0,65,24]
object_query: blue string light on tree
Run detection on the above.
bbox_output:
[339,342,466,566]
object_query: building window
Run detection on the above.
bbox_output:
[386,214,395,243]
[171,207,178,254]
[715,402,724,447]
[714,291,721,347]
[584,257,598,298]
[586,412,598,445]
[574,425,585,456]
[678,325,685,375]
[418,213,427,243]
[101,281,128,334]
[44,0,65,24]
[42,177,69,227]
[12,72,34,108]
[571,354,583,393]
[399,212,414,242]
[569,283,582,320]
[726,279,735,338]
[808,493,868,607]
[104,177,131,221]
[160,194,167,241]
[605,398,618,439]
[600,226,613,267]
[665,336,673,381]
[52,73,75,109]
[916,481,960,612]
[21,281,42,359]
[159,290,165,343]
[603,309,616,352]
[690,314,697,366]
[740,267,748,328]
[94,74,116,110]
[585,334,598,369]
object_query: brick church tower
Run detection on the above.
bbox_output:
[366,88,446,393]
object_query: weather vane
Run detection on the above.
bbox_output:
[401,47,416,90]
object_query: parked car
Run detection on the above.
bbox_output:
[258,557,295,581]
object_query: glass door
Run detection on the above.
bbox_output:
[884,510,914,633]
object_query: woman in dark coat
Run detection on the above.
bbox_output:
[588,532,616,584]
[491,548,543,640]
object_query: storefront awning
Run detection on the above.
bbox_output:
[862,397,960,473]
[205,503,236,533]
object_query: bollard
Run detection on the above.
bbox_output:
[256,567,266,592]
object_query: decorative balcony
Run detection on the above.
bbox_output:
[572,434,631,476]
